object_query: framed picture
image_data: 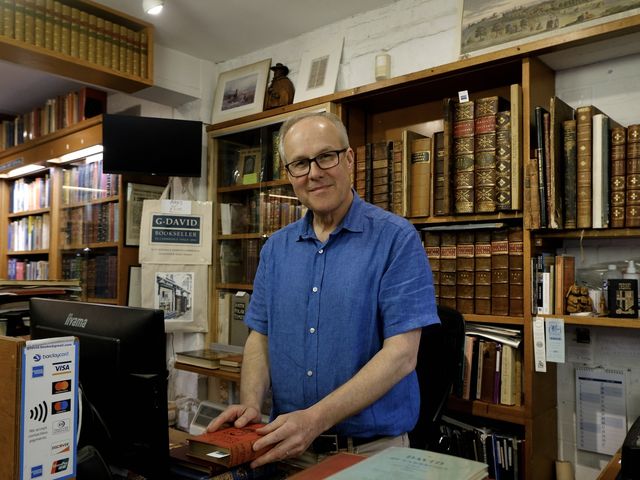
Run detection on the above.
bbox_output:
[211,59,272,124]
[460,1,640,57]
[238,147,262,185]
[293,37,344,103]
[125,183,166,246]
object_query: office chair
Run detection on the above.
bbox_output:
[408,305,465,451]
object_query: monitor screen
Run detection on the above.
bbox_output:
[29,298,169,479]
[102,114,203,177]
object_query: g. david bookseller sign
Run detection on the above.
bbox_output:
[139,200,212,265]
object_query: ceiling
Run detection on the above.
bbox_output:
[0,0,399,116]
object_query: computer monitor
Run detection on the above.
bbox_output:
[29,298,169,479]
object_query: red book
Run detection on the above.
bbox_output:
[288,452,366,479]
[187,423,271,468]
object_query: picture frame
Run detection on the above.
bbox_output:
[125,182,166,246]
[211,59,272,124]
[460,1,640,58]
[293,36,344,103]
[238,147,262,185]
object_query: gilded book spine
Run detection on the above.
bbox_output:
[610,126,626,228]
[576,106,596,229]
[438,98,455,215]
[474,231,492,315]
[474,96,503,213]
[410,137,431,217]
[423,232,440,302]
[495,110,512,210]
[491,229,509,316]
[355,144,366,200]
[432,130,446,215]
[508,227,524,316]
[626,124,640,227]
[454,100,475,214]
[455,232,475,314]
[439,232,457,310]
[563,120,577,229]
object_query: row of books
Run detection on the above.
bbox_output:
[0,87,107,150]
[439,415,523,480]
[60,202,120,247]
[9,174,50,213]
[354,86,523,217]
[527,96,640,229]
[0,1,148,77]
[61,159,120,205]
[219,239,261,285]
[423,226,524,316]
[456,323,523,407]
[219,189,307,236]
[175,348,244,373]
[7,258,48,280]
[62,252,117,299]
[8,212,50,251]
[531,253,575,316]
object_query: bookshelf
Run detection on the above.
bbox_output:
[0,115,165,305]
[0,0,154,93]
[204,15,640,480]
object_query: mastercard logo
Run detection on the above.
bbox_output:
[52,380,71,394]
[51,400,71,414]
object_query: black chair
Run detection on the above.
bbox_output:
[409,305,466,451]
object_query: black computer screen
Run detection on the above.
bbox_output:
[29,298,169,479]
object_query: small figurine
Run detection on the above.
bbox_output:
[264,63,295,110]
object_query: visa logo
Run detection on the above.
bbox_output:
[54,365,70,372]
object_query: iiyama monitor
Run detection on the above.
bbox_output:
[29,298,168,479]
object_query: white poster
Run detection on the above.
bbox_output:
[138,200,213,265]
[20,337,78,480]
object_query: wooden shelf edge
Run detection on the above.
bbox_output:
[174,362,241,382]
[412,212,523,225]
[537,314,640,329]
[215,283,253,291]
[217,179,291,193]
[218,233,266,240]
[8,208,51,218]
[463,314,524,325]
[532,228,640,239]
[446,396,527,425]
[7,249,49,256]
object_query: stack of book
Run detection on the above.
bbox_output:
[175,345,244,372]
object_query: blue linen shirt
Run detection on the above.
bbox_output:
[244,192,439,437]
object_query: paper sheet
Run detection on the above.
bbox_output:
[575,367,627,455]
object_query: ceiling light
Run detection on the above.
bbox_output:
[143,0,164,15]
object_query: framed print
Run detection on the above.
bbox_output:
[460,1,640,57]
[293,37,344,103]
[238,147,262,185]
[125,183,166,246]
[211,59,272,124]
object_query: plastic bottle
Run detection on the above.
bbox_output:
[603,264,622,311]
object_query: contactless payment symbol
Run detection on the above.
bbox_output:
[51,399,71,415]
[29,401,48,423]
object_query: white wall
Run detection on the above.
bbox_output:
[145,3,639,475]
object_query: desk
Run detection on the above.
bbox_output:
[597,450,622,480]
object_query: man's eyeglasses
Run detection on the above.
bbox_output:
[285,148,348,177]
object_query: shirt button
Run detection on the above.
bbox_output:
[307,370,313,377]
[312,287,318,293]
[318,249,324,254]
[309,327,316,334]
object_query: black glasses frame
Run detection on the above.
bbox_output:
[285,148,348,177]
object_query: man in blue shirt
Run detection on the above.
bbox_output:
[208,111,438,467]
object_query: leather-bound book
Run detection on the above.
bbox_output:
[479,340,498,403]
[491,229,509,316]
[454,100,475,214]
[456,232,475,314]
[626,124,640,227]
[354,144,367,199]
[508,227,524,316]
[510,84,523,210]
[592,113,614,229]
[439,232,457,310]
[495,110,512,211]
[423,231,441,301]
[439,98,456,216]
[549,97,575,229]
[563,120,578,229]
[523,157,532,229]
[474,96,508,213]
[410,137,432,217]
[576,105,603,228]
[610,126,627,228]
[432,131,446,216]
[371,141,390,211]
[534,106,549,228]
[391,139,404,216]
[474,231,492,315]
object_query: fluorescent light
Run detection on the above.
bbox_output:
[48,145,104,164]
[143,0,164,14]
[4,164,46,178]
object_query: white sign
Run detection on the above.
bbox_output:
[20,337,78,480]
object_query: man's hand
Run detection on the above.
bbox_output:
[249,409,324,468]
[206,404,263,432]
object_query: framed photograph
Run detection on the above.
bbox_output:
[125,183,166,246]
[238,147,262,185]
[293,37,344,103]
[211,59,272,124]
[460,1,640,58]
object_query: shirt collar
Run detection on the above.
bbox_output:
[296,189,365,241]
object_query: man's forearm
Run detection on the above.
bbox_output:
[240,330,271,412]
[307,329,422,434]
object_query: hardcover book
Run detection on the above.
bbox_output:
[508,227,524,316]
[627,124,640,227]
[575,105,604,228]
[592,113,610,229]
[610,126,627,228]
[495,110,512,211]
[454,100,475,214]
[510,83,523,210]
[175,349,229,369]
[188,424,271,468]
[288,452,366,479]
[409,136,432,217]
[438,99,456,216]
[549,96,574,229]
[474,230,492,316]
[607,279,638,318]
[563,119,578,228]
[534,106,549,228]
